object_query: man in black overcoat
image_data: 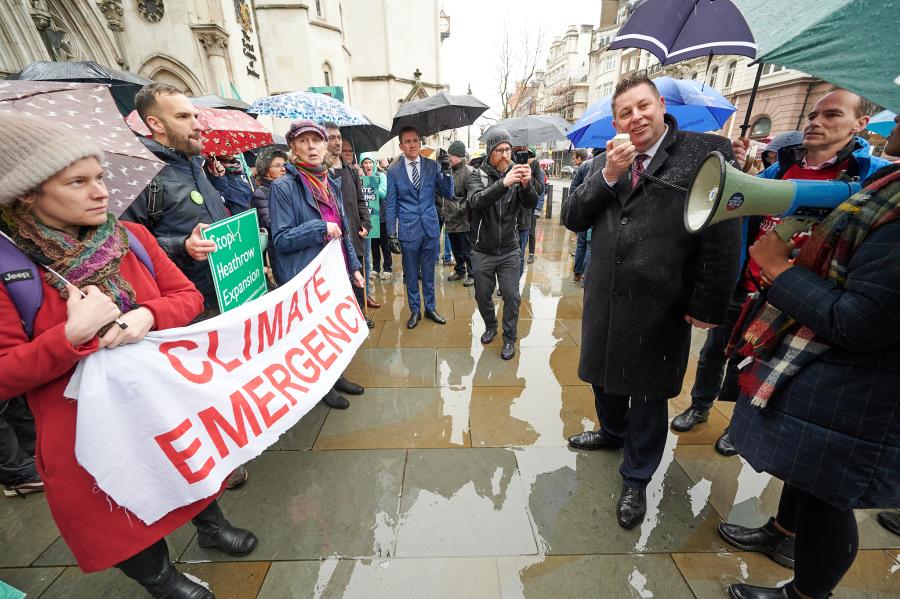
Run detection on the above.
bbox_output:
[562,76,741,528]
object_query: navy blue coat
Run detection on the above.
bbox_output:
[384,156,453,242]
[730,168,900,510]
[269,163,361,286]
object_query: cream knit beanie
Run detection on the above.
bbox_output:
[0,111,105,205]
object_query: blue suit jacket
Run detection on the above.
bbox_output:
[385,156,454,242]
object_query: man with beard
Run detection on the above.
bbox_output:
[121,83,247,488]
[466,129,539,360]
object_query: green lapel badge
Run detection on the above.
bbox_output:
[190,190,204,205]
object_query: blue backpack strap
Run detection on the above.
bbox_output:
[124,228,156,278]
[0,235,43,339]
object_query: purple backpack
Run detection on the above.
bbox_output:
[0,229,155,338]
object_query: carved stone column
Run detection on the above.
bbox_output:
[96,0,127,68]
[192,24,231,95]
[29,0,78,62]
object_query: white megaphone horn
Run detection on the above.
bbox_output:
[685,151,862,240]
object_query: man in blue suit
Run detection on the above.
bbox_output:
[385,126,454,328]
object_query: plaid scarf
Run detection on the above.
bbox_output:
[731,167,900,408]
[0,203,139,313]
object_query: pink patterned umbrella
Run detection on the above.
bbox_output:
[126,105,274,156]
[0,80,165,216]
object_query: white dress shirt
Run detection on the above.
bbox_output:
[404,155,421,188]
[604,125,669,187]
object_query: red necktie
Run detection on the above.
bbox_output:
[631,154,648,187]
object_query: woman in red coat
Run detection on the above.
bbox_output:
[0,113,256,598]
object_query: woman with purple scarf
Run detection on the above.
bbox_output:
[268,119,367,409]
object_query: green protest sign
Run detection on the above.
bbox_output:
[202,209,267,312]
[361,175,380,238]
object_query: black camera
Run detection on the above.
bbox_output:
[513,150,530,165]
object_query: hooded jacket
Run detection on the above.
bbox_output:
[467,161,539,255]
[121,137,229,308]
[359,151,387,223]
[442,159,473,233]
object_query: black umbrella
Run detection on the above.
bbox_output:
[390,91,489,137]
[12,61,153,116]
[192,94,252,112]
[479,115,570,146]
[341,121,392,153]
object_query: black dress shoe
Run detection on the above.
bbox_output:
[617,485,646,529]
[876,511,900,536]
[365,317,376,329]
[448,272,463,281]
[334,376,364,395]
[670,406,709,432]
[424,309,446,324]
[714,428,739,456]
[481,329,497,344]
[321,389,350,409]
[192,502,258,557]
[567,430,624,450]
[718,518,795,569]
[728,582,803,599]
[501,342,515,360]
[407,312,420,329]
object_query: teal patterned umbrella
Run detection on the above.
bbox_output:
[248,91,369,125]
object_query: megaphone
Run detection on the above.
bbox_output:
[685,151,861,240]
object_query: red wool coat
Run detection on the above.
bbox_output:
[0,222,212,572]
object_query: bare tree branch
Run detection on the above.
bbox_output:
[496,25,545,120]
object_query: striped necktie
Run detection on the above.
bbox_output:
[631,154,648,187]
[411,160,420,190]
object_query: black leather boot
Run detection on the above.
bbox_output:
[728,582,820,599]
[718,517,795,568]
[116,539,213,598]
[670,406,709,432]
[191,501,258,556]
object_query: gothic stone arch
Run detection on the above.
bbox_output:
[138,55,204,96]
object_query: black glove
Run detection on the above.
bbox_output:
[438,149,451,173]
[388,236,402,255]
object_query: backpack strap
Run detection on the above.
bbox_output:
[0,229,155,339]
[0,234,42,339]
[146,175,164,229]
[124,228,156,278]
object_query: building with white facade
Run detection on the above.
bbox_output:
[0,0,446,152]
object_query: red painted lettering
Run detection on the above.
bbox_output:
[301,329,337,369]
[262,363,306,405]
[159,341,213,384]
[312,264,331,303]
[318,316,350,353]
[335,300,361,334]
[207,330,241,373]
[242,318,252,361]
[243,376,289,428]
[257,302,284,353]
[285,347,321,384]
[197,391,262,459]
[154,418,214,484]
[285,290,304,334]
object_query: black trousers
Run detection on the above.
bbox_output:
[690,288,749,410]
[775,484,859,598]
[592,385,669,489]
[528,213,538,255]
[0,396,37,485]
[471,249,521,344]
[371,231,393,272]
[448,232,472,276]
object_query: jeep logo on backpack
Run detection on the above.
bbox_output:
[1,269,34,285]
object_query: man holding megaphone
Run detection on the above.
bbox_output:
[562,76,741,530]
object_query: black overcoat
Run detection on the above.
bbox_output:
[562,115,741,396]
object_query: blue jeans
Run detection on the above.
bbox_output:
[518,229,529,277]
[573,231,588,275]
[442,226,452,262]
[363,238,373,295]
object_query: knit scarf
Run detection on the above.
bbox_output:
[730,167,900,408]
[292,159,338,210]
[224,161,244,176]
[0,203,139,313]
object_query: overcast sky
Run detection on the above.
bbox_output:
[440,0,603,124]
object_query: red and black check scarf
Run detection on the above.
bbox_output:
[730,168,900,408]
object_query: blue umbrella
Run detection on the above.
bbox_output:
[567,77,737,149]
[867,110,897,138]
[248,91,369,125]
[608,0,756,65]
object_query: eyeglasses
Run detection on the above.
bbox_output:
[492,147,513,155]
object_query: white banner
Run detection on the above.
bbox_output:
[65,241,366,525]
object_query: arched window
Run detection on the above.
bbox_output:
[708,66,719,88]
[724,60,737,90]
[750,116,772,138]
[322,61,333,86]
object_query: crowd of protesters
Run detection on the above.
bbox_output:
[0,75,897,599]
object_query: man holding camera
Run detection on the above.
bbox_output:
[466,129,539,360]
[384,127,454,329]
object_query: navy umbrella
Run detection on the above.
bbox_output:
[192,94,253,112]
[608,0,756,65]
[11,61,153,116]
